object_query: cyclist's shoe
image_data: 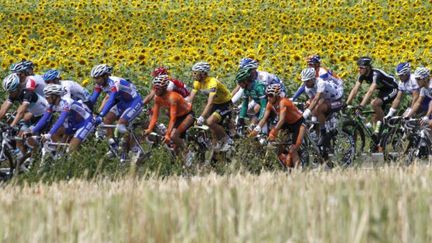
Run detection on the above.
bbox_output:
[106,138,119,158]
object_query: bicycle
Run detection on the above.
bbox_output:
[380,116,408,162]
[403,118,431,165]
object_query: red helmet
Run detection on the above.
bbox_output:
[151,67,169,77]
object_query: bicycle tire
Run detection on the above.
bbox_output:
[0,146,16,180]
[330,130,355,167]
[342,120,365,157]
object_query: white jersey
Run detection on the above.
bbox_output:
[419,80,432,99]
[25,75,46,97]
[60,80,90,101]
[51,97,92,121]
[398,75,420,94]
[27,93,49,117]
[305,78,343,101]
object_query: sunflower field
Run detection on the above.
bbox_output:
[1,0,432,92]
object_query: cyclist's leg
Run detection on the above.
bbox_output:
[371,98,384,124]
[69,119,95,152]
[104,111,118,138]
[117,98,143,150]
[171,112,194,153]
[16,112,38,155]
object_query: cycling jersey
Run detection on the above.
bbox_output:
[32,98,94,140]
[167,78,190,97]
[232,71,287,104]
[398,75,420,94]
[24,75,46,97]
[267,98,303,125]
[192,77,232,104]
[358,68,398,91]
[89,76,141,117]
[292,67,342,101]
[7,89,48,117]
[240,80,267,120]
[305,79,343,101]
[147,91,192,136]
[60,80,91,101]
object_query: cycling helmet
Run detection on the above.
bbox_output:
[22,60,34,70]
[235,68,253,83]
[395,62,411,76]
[151,67,169,77]
[2,73,20,92]
[44,84,66,96]
[239,58,259,69]
[357,56,372,67]
[90,64,113,78]
[301,68,316,81]
[43,69,61,82]
[152,75,170,88]
[265,83,282,96]
[307,55,321,64]
[9,61,27,73]
[191,61,210,73]
[413,67,430,79]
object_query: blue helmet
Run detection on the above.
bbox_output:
[307,55,321,64]
[43,69,61,82]
[395,62,411,76]
[239,58,258,69]
[9,61,27,73]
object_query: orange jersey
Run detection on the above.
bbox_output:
[267,98,302,125]
[148,91,192,134]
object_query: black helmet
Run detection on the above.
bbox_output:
[357,56,372,67]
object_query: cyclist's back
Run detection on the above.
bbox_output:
[192,76,232,104]
[60,80,90,102]
[24,75,46,97]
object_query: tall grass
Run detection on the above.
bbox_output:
[1,164,431,242]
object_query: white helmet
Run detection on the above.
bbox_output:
[301,68,316,81]
[2,73,20,92]
[265,83,282,96]
[43,84,66,96]
[192,61,210,73]
[413,67,430,79]
[152,75,170,88]
[90,64,113,78]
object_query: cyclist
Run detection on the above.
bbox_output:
[346,57,398,134]
[249,83,305,168]
[31,84,95,152]
[88,64,143,154]
[0,73,48,161]
[143,75,194,155]
[407,67,432,121]
[300,68,344,145]
[231,58,286,104]
[385,62,425,118]
[186,61,233,151]
[292,55,343,101]
[143,67,190,105]
[42,69,91,106]
[10,60,46,97]
[235,67,267,131]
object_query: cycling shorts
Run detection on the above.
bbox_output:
[377,88,397,108]
[211,101,232,124]
[281,117,305,146]
[174,111,194,138]
[65,118,95,142]
[109,97,143,122]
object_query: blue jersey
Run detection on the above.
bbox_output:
[32,98,92,135]
[89,76,141,117]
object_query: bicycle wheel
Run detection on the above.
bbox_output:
[330,130,355,167]
[342,120,365,156]
[381,127,407,162]
[300,134,324,168]
[0,145,16,180]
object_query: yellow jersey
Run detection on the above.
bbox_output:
[192,77,232,104]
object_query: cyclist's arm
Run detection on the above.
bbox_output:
[231,85,243,104]
[99,91,117,117]
[346,81,362,105]
[359,83,377,107]
[200,93,215,118]
[32,110,53,134]
[146,102,160,132]
[98,94,110,113]
[426,100,432,117]
[186,90,197,103]
[256,103,271,129]
[291,85,305,101]
[390,91,403,110]
[0,100,12,121]
[166,101,178,136]
[408,96,424,117]
[10,102,29,127]
[143,89,156,105]
[88,88,101,105]
[239,97,248,119]
[410,90,420,108]
[274,106,288,132]
[231,85,240,96]
[307,92,322,112]
[48,110,68,136]
[257,96,267,120]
